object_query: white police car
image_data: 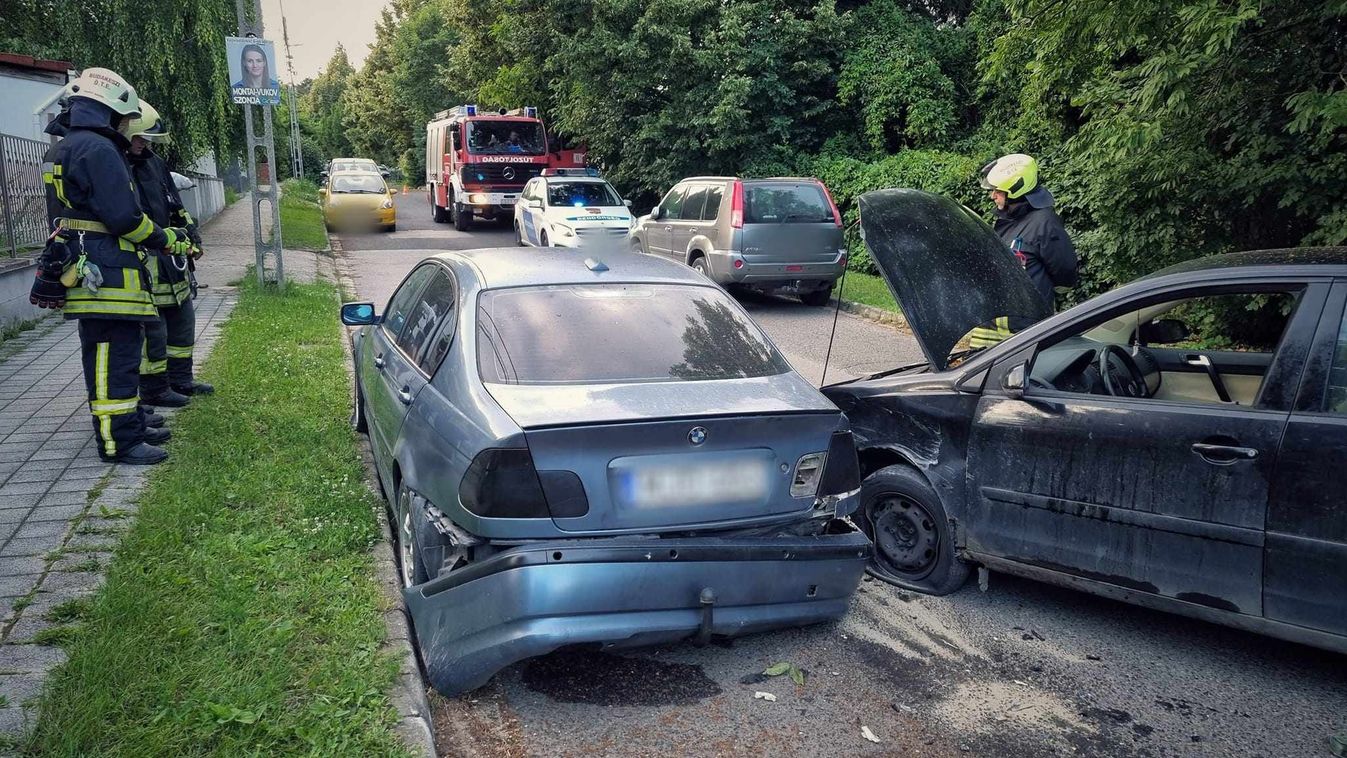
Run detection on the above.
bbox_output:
[514,169,634,248]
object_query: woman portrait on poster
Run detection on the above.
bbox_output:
[233,43,280,90]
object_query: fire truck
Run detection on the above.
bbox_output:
[425,105,586,231]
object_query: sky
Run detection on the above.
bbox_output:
[257,0,387,82]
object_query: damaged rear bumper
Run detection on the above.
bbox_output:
[404,520,871,695]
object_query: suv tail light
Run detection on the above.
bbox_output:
[818,181,843,228]
[459,448,590,519]
[729,179,744,228]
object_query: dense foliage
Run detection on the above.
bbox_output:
[1,0,242,166]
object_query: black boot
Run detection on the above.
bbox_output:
[101,442,168,465]
[144,426,172,445]
[144,411,166,428]
[143,388,191,407]
[173,381,214,396]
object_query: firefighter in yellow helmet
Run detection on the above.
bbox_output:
[968,153,1078,348]
[31,69,192,464]
[125,102,213,407]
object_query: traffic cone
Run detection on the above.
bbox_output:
[402,184,409,195]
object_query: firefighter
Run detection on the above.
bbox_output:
[29,68,192,465]
[125,102,213,405]
[970,153,1079,348]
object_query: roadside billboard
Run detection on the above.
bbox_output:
[226,37,281,106]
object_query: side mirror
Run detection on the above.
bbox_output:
[528,199,544,209]
[340,302,379,326]
[651,206,662,220]
[1000,362,1027,399]
[623,199,633,207]
[1138,318,1191,345]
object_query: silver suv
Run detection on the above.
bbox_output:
[630,177,848,306]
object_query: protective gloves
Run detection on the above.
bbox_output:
[163,227,193,256]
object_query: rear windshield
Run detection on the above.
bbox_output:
[745,182,832,224]
[477,284,791,384]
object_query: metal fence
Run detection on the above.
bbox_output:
[179,171,226,226]
[0,132,50,257]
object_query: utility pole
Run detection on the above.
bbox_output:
[235,0,285,288]
[279,0,304,180]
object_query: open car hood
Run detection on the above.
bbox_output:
[858,189,1051,370]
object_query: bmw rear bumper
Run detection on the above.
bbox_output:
[404,521,871,695]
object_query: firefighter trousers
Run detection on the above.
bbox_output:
[79,319,146,457]
[141,298,195,395]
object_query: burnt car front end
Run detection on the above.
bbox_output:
[399,259,870,695]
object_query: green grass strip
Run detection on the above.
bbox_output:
[280,179,329,252]
[28,278,408,757]
[838,270,900,314]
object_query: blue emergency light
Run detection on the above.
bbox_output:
[465,104,477,116]
[525,106,537,118]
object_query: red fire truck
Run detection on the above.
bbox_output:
[424,105,586,231]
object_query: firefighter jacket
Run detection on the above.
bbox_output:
[992,188,1078,310]
[129,148,193,307]
[42,98,171,321]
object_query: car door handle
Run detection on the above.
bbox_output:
[398,386,414,405]
[373,354,386,370]
[664,226,672,232]
[1191,441,1259,462]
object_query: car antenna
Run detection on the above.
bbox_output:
[818,217,861,389]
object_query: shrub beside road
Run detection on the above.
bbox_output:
[25,278,409,756]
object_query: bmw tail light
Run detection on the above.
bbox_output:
[818,431,861,497]
[459,448,550,518]
[730,180,744,228]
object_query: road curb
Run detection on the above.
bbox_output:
[328,250,438,758]
[830,297,909,331]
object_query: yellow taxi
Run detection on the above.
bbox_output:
[320,171,397,232]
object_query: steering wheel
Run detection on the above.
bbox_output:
[1099,345,1149,398]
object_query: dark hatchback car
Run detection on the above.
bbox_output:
[340,248,869,694]
[825,189,1347,653]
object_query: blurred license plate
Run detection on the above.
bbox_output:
[620,457,769,508]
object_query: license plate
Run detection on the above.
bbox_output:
[499,196,518,205]
[618,457,770,508]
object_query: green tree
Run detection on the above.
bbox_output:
[302,45,356,161]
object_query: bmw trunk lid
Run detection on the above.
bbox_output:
[486,376,845,534]
[858,189,1051,370]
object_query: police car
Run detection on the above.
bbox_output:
[513,169,634,247]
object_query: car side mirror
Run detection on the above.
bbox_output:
[1001,362,1027,399]
[623,199,633,207]
[1138,318,1191,345]
[528,199,544,209]
[651,206,662,220]
[340,302,379,325]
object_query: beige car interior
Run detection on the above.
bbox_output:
[1083,297,1279,406]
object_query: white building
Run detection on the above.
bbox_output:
[0,53,75,142]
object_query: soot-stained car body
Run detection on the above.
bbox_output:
[824,189,1347,654]
[341,248,869,694]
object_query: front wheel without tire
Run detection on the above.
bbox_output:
[857,464,969,595]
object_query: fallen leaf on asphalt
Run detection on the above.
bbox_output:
[754,691,777,702]
[861,725,881,743]
[763,662,792,676]
[789,666,806,686]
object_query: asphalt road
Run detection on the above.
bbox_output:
[338,193,1346,758]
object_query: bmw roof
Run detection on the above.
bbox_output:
[431,247,710,290]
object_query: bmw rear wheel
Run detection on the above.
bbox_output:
[857,464,969,595]
[396,484,429,587]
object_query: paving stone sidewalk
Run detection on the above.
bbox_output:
[0,195,327,749]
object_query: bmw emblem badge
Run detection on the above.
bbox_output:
[688,426,708,446]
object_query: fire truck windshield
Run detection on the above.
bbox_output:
[466,121,545,156]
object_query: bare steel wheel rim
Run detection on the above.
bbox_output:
[399,508,417,587]
[868,494,940,580]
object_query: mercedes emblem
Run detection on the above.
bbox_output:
[688,426,708,446]
[502,166,516,180]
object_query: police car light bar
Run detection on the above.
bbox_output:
[541,168,602,177]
